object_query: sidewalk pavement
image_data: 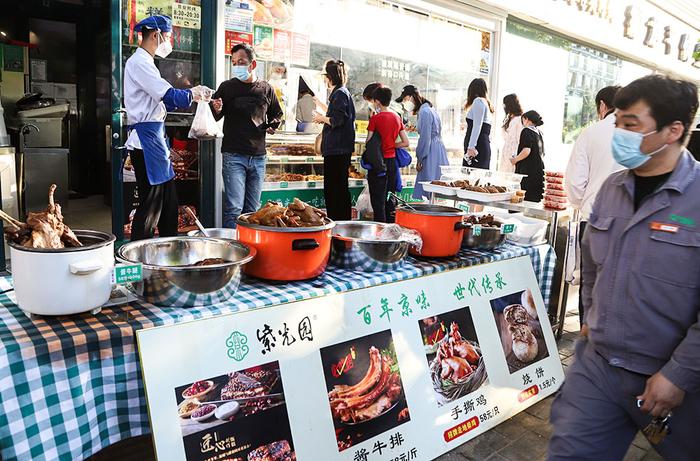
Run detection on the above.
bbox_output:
[435,310,665,461]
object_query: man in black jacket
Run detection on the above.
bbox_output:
[211,43,283,228]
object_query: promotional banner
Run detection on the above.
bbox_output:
[138,256,564,461]
[253,24,274,60]
[225,31,254,55]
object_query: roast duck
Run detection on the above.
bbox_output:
[240,199,327,227]
[435,322,481,382]
[0,185,81,249]
[328,347,403,423]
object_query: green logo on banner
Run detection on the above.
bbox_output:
[112,263,142,285]
[226,331,249,361]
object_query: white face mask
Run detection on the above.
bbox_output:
[155,32,173,58]
[402,100,415,113]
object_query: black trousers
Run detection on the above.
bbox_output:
[323,153,352,221]
[367,157,397,223]
[130,149,179,241]
[578,220,587,326]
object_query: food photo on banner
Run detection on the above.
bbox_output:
[490,289,550,374]
[418,307,488,406]
[320,330,410,452]
[173,361,296,461]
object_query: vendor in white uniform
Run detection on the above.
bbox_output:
[124,15,202,240]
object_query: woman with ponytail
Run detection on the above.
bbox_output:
[313,59,356,220]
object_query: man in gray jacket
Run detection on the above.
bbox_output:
[548,75,700,460]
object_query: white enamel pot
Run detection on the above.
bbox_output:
[9,230,116,316]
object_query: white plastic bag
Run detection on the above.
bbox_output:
[188,100,223,140]
[355,186,372,218]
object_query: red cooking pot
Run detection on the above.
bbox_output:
[395,204,468,257]
[236,215,335,281]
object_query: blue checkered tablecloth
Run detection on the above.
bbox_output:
[0,243,555,461]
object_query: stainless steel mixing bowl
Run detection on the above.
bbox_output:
[187,228,238,240]
[330,221,409,272]
[461,225,506,250]
[116,237,255,307]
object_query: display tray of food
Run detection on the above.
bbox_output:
[453,180,512,202]
[419,181,458,196]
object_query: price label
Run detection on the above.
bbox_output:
[306,157,316,163]
[406,180,414,187]
[353,180,364,187]
[279,157,289,163]
[473,224,482,236]
[458,203,470,213]
[307,181,316,188]
[280,182,289,189]
[111,263,142,285]
[501,223,516,234]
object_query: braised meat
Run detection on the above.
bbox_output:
[328,347,404,423]
[0,185,81,249]
[434,322,481,383]
[248,440,295,461]
[192,258,229,266]
[240,199,327,228]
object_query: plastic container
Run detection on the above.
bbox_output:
[502,215,549,246]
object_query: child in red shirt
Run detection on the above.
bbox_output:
[366,87,409,222]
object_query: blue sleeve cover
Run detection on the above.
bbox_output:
[163,88,193,111]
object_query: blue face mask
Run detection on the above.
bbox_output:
[611,128,666,169]
[232,65,251,81]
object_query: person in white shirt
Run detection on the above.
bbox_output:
[564,85,622,324]
[499,93,524,173]
[463,78,494,169]
[124,15,203,240]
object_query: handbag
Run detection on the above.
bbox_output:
[395,147,412,168]
[314,132,323,155]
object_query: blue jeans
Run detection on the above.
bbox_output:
[222,152,266,228]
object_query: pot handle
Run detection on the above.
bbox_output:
[69,260,104,275]
[292,238,320,251]
[454,221,471,231]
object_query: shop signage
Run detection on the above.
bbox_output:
[225,31,253,55]
[552,0,700,68]
[224,1,254,33]
[273,29,292,62]
[291,32,310,67]
[172,3,201,29]
[138,257,564,461]
[253,25,274,60]
[111,263,143,285]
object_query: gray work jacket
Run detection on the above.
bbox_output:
[582,150,700,393]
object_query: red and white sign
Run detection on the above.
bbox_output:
[225,31,253,55]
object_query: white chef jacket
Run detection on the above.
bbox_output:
[124,47,172,150]
[565,113,623,220]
